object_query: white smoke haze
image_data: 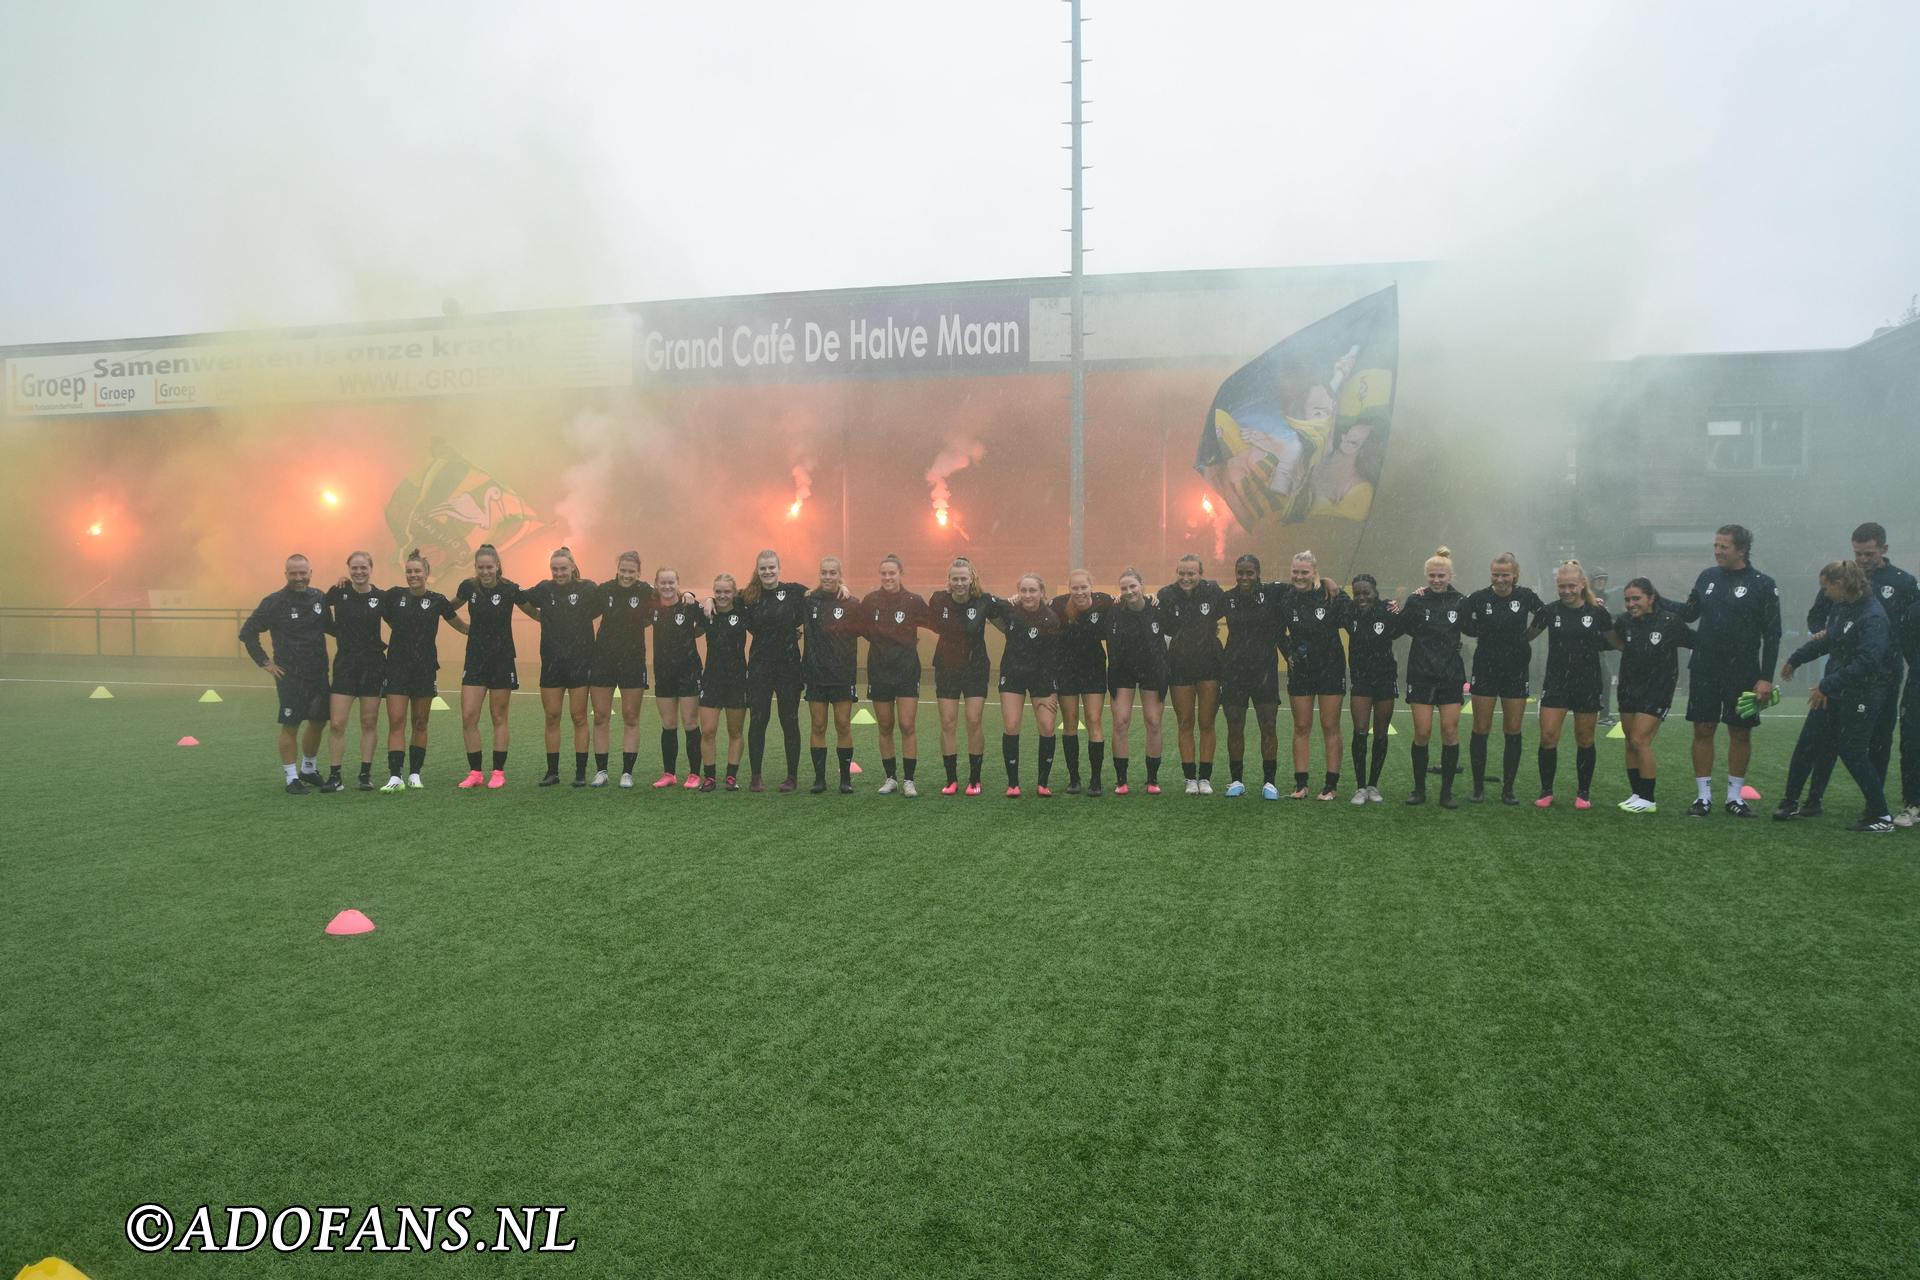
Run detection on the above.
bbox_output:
[925,440,986,528]
[788,462,813,519]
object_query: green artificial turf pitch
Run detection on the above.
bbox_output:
[3,662,1917,1278]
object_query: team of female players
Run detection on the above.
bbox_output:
[316,542,1698,813]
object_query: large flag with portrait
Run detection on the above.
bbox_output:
[1195,285,1397,527]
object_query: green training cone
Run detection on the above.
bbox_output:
[198,689,223,703]
[1607,721,1626,739]
[851,707,877,725]
[88,685,113,699]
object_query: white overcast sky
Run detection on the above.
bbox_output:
[3,0,1915,355]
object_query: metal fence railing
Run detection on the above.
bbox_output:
[0,607,259,660]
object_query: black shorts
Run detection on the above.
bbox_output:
[700,681,748,710]
[1000,669,1056,698]
[1287,662,1347,700]
[654,665,702,700]
[1054,660,1107,698]
[590,653,648,691]
[1616,684,1673,720]
[1470,667,1530,701]
[807,683,856,704]
[330,653,386,700]
[462,648,519,691]
[1107,663,1169,697]
[1167,646,1222,687]
[539,656,592,690]
[1686,668,1761,727]
[934,661,990,701]
[1220,663,1279,708]
[867,677,919,703]
[1349,677,1399,702]
[274,671,330,726]
[383,664,438,701]
[1406,679,1465,708]
[1540,680,1602,714]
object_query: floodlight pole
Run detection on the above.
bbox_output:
[1066,0,1087,570]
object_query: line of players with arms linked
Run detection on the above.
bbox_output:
[239,520,1919,832]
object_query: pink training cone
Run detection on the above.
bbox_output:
[1741,784,1762,802]
[849,761,863,774]
[325,909,376,936]
[176,735,200,746]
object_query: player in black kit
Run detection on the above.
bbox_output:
[1281,551,1350,801]
[864,555,932,796]
[1777,560,1897,832]
[1218,555,1282,799]
[522,548,600,787]
[1462,552,1545,805]
[649,566,706,790]
[239,553,332,793]
[804,557,863,794]
[1531,561,1612,809]
[453,543,522,789]
[588,551,653,789]
[1345,574,1398,804]
[377,549,467,792]
[1391,548,1469,807]
[928,557,998,795]
[698,574,751,791]
[1053,570,1113,795]
[1105,568,1169,794]
[1608,577,1692,812]
[740,550,810,792]
[323,550,387,791]
[1679,524,1782,817]
[996,573,1061,797]
[1159,555,1228,795]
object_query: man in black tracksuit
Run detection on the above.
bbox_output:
[1800,522,1918,815]
[1777,565,1895,830]
[1679,524,1782,817]
[239,553,333,793]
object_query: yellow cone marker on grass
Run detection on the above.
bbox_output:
[851,707,877,725]
[15,1259,91,1280]
[88,686,112,699]
[198,689,223,703]
[431,695,451,710]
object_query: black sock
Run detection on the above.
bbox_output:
[1439,744,1459,797]
[624,751,639,775]
[1409,745,1429,793]
[944,753,958,784]
[1352,731,1369,782]
[1576,744,1596,796]
[328,763,342,779]
[1002,733,1021,785]
[1263,759,1277,786]
[1198,761,1213,781]
[1539,746,1559,795]
[1038,736,1056,786]
[1370,733,1389,787]
[1089,740,1105,784]
[1644,776,1656,802]
[1184,761,1198,780]
[595,751,608,771]
[388,749,404,776]
[573,751,587,779]
[837,746,854,783]
[492,750,507,771]
[812,746,828,784]
[685,728,702,777]
[1114,755,1130,784]
[1147,755,1162,784]
[1470,731,1489,789]
[903,757,917,781]
[1503,733,1523,793]
[703,761,716,780]
[357,761,372,780]
[1627,766,1643,798]
[968,752,983,784]
[882,756,897,781]
[410,745,426,774]
[1063,734,1081,782]
[661,729,679,775]
[545,751,560,777]
[1294,771,1309,790]
[1230,758,1245,783]
[468,750,483,772]
[1323,771,1339,793]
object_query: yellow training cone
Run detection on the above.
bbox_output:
[431,695,451,710]
[88,686,113,699]
[1385,722,1397,736]
[851,708,877,725]
[198,689,223,702]
[1606,721,1626,739]
[15,1259,91,1280]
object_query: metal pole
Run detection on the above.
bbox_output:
[1067,0,1086,570]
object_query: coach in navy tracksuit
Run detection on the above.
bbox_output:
[1679,524,1782,817]
[1801,522,1918,815]
[1777,560,1895,831]
[1899,595,1920,827]
[239,553,333,794]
